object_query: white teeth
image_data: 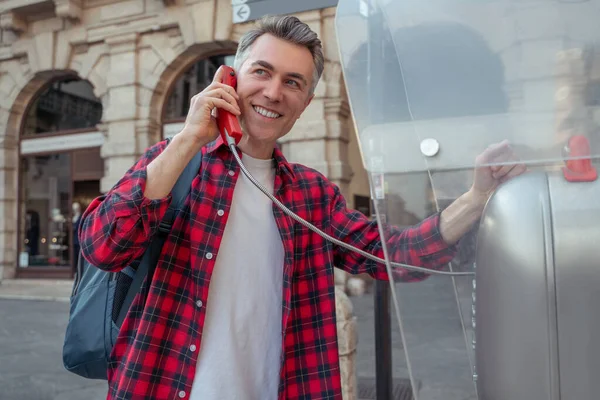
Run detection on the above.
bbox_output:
[253,106,280,119]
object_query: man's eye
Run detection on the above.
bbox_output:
[286,80,299,87]
[255,69,266,75]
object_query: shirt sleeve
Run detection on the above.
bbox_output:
[79,139,171,272]
[329,183,458,282]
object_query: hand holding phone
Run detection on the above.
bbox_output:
[217,66,243,145]
[180,66,241,148]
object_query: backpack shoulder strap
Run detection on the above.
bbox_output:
[159,145,203,234]
[116,141,203,327]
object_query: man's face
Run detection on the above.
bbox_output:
[236,34,315,145]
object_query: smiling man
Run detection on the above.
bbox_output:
[79,15,525,400]
[233,35,315,159]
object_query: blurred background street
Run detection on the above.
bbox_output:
[0,280,403,400]
[0,276,470,400]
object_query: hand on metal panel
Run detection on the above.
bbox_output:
[471,140,528,203]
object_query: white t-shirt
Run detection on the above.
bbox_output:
[190,153,284,400]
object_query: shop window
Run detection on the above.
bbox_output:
[22,79,102,135]
[20,153,72,267]
[19,149,104,271]
[163,54,235,122]
[18,77,104,275]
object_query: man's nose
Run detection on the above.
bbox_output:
[262,79,283,102]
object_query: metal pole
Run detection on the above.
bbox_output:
[374,260,393,400]
[367,1,394,398]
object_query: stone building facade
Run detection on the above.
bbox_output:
[0,0,371,280]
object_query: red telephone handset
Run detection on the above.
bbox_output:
[217,66,243,145]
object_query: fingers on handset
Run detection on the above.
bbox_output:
[203,88,240,113]
[214,82,239,100]
[212,98,241,116]
[213,65,226,84]
[211,66,239,98]
[188,67,241,117]
[189,88,240,116]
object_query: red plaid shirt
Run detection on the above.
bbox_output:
[80,137,457,400]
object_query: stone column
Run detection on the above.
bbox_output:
[335,286,358,400]
[135,119,162,156]
[100,33,143,192]
[0,63,27,281]
[0,133,18,280]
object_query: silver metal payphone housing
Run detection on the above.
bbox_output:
[476,171,600,400]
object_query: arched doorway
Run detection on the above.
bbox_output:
[162,54,235,138]
[18,77,104,278]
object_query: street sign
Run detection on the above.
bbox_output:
[232,0,339,24]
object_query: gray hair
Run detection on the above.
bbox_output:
[233,15,324,94]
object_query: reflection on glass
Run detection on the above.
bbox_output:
[19,154,71,267]
[339,1,600,173]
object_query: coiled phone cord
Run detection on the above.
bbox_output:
[225,135,474,277]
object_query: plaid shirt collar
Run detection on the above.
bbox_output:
[206,135,296,180]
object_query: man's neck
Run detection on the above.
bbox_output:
[237,136,276,160]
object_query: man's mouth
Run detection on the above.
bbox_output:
[253,105,282,119]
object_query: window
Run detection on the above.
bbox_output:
[20,153,72,267]
[18,77,104,275]
[22,79,102,135]
[163,54,235,122]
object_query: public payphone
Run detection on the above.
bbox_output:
[336,0,600,399]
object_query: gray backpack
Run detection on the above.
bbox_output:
[62,145,202,380]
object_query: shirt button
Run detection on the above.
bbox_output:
[217,209,224,217]
[190,344,197,352]
[205,252,213,260]
[178,391,186,398]
[228,170,235,176]
[196,300,203,308]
